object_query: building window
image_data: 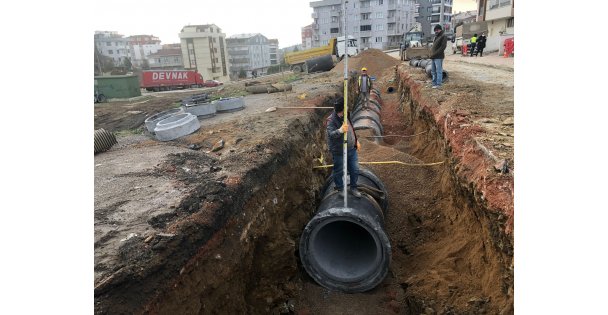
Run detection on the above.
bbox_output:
[361,13,370,20]
[500,0,511,7]
[361,37,369,43]
[379,0,383,4]
[375,24,384,31]
[106,42,111,46]
[507,17,514,28]
[489,0,499,10]
[332,16,338,22]
[376,12,383,18]
[375,37,383,43]
[360,25,372,31]
[331,28,340,33]
[108,50,113,54]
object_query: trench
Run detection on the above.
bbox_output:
[139,70,513,314]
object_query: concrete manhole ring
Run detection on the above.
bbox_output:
[144,107,184,133]
[154,113,201,141]
[214,97,245,112]
[183,102,217,118]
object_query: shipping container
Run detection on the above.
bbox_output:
[140,70,204,92]
[94,75,141,99]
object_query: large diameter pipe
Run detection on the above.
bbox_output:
[299,168,391,293]
[305,54,335,73]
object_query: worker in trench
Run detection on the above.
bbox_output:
[326,96,362,198]
[358,67,372,105]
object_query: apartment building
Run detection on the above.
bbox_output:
[414,0,453,42]
[179,24,230,82]
[309,0,416,50]
[226,33,273,79]
[301,24,314,49]
[476,0,514,53]
[126,35,162,68]
[94,31,130,66]
[269,39,279,65]
[148,48,184,70]
[452,10,477,30]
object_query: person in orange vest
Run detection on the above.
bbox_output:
[358,67,372,105]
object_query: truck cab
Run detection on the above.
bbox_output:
[336,36,359,60]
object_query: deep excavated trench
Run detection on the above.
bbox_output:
[128,70,513,314]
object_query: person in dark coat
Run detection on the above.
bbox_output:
[326,96,362,198]
[429,24,448,89]
[477,33,487,57]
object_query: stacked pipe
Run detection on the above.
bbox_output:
[408,58,449,82]
[181,93,209,106]
[351,87,383,143]
[299,167,391,293]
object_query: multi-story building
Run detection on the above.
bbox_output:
[268,39,279,65]
[476,0,513,53]
[179,24,230,82]
[94,31,130,66]
[126,35,162,68]
[415,0,453,42]
[452,10,477,30]
[226,33,273,79]
[310,0,416,50]
[148,48,184,70]
[301,24,314,49]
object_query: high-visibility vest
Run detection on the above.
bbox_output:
[471,36,477,43]
[358,75,371,91]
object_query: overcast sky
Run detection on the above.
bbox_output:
[94,0,477,48]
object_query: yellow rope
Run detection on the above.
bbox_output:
[313,160,445,169]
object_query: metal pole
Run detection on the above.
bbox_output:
[342,0,349,207]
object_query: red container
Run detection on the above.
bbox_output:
[140,70,204,91]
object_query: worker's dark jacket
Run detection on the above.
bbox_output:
[477,36,487,49]
[430,31,448,59]
[326,112,358,155]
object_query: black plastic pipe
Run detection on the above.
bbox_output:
[299,168,391,292]
[305,54,335,73]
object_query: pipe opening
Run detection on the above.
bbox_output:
[309,219,380,282]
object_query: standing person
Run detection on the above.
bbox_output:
[470,33,478,57]
[326,96,362,198]
[358,67,372,105]
[429,24,448,89]
[477,33,487,57]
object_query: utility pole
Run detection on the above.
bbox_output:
[342,0,349,207]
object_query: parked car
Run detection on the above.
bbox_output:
[203,80,223,87]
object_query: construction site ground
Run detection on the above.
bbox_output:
[94,49,514,314]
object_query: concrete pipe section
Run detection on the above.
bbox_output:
[144,107,184,133]
[154,113,200,141]
[183,102,216,118]
[299,167,391,293]
[213,97,245,113]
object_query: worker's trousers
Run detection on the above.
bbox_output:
[332,148,359,190]
[431,59,444,87]
[360,91,369,105]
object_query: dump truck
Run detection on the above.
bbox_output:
[285,36,358,73]
[399,23,431,61]
[140,70,205,92]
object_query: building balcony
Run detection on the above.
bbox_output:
[330,21,340,28]
[330,9,340,17]
[360,7,372,13]
[311,12,318,18]
[359,31,372,37]
[313,23,319,30]
[387,16,397,23]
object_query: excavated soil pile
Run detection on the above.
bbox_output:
[332,48,401,76]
